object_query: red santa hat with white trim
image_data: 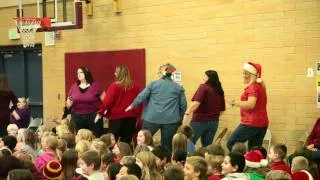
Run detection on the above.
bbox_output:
[243,62,262,83]
[244,150,268,168]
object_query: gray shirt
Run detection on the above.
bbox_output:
[132,77,187,124]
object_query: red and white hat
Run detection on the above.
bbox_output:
[244,150,268,168]
[243,62,262,83]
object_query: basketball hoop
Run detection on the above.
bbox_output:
[14,17,50,48]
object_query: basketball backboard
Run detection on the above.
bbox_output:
[17,0,83,32]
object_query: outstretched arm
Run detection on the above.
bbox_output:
[126,83,153,111]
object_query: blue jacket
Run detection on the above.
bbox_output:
[132,77,187,124]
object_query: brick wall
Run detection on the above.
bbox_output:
[0,0,319,152]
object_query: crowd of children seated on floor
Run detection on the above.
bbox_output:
[0,119,319,180]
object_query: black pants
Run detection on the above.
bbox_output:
[227,124,267,151]
[108,117,137,144]
[71,112,103,138]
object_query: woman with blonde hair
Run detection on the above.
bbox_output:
[136,151,162,180]
[98,65,140,144]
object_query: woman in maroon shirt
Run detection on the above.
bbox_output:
[0,73,18,137]
[182,70,225,147]
[98,65,140,144]
[67,67,103,137]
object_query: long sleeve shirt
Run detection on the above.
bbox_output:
[307,118,320,148]
[131,77,187,124]
[98,82,140,120]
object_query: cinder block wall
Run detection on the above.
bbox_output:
[0,0,319,152]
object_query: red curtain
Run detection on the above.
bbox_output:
[65,49,146,96]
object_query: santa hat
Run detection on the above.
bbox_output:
[42,160,62,180]
[243,62,262,83]
[162,63,176,76]
[244,150,268,168]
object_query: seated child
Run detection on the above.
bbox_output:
[291,156,314,180]
[205,144,225,158]
[268,144,291,174]
[137,129,154,151]
[100,133,116,151]
[0,135,17,155]
[244,149,269,180]
[266,170,291,180]
[10,97,31,128]
[7,124,19,137]
[164,164,184,180]
[78,150,105,180]
[101,152,118,172]
[106,163,122,180]
[172,150,188,169]
[178,125,196,154]
[152,145,171,174]
[231,142,247,155]
[116,163,142,180]
[183,156,208,180]
[221,152,247,180]
[76,129,94,142]
[35,135,58,172]
[206,154,224,180]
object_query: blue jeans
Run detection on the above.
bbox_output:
[143,120,180,152]
[227,124,267,151]
[190,120,219,147]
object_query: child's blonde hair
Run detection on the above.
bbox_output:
[76,129,94,142]
[266,170,291,180]
[42,135,59,151]
[172,133,187,155]
[7,124,19,137]
[136,151,161,180]
[206,154,224,174]
[56,124,70,138]
[134,144,150,156]
[38,125,51,139]
[17,128,27,142]
[186,156,208,180]
[75,140,91,157]
[90,139,108,156]
[291,156,310,173]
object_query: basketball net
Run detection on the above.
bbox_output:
[14,18,42,48]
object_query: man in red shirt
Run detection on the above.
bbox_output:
[227,62,269,151]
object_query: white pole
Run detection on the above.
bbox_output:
[37,0,40,18]
[19,0,22,18]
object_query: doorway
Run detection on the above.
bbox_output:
[0,44,43,118]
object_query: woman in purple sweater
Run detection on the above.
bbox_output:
[66,67,103,137]
[0,73,18,137]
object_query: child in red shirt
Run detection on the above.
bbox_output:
[268,144,291,175]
